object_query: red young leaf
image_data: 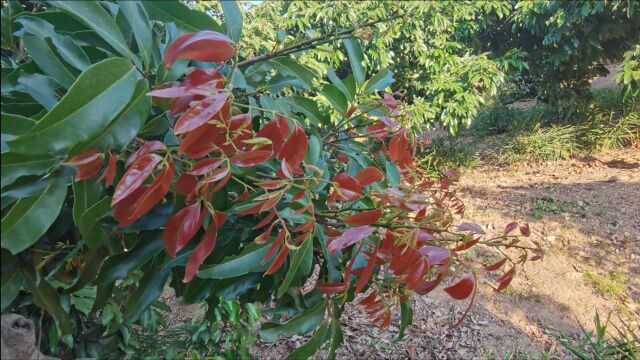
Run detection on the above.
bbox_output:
[104,153,117,187]
[456,223,485,235]
[114,185,147,227]
[264,244,289,275]
[76,157,104,181]
[262,228,285,262]
[443,274,475,300]
[126,161,174,223]
[333,173,363,201]
[355,167,384,186]
[163,202,204,257]
[485,258,507,272]
[355,245,378,294]
[418,246,450,266]
[254,118,285,155]
[67,149,102,166]
[520,223,531,237]
[174,93,230,135]
[452,236,481,252]
[278,125,307,168]
[255,222,276,245]
[188,157,225,175]
[164,31,236,68]
[175,174,198,195]
[112,154,162,205]
[504,221,518,235]
[230,150,273,167]
[496,274,514,292]
[254,211,277,230]
[170,68,224,115]
[125,141,166,168]
[343,209,382,226]
[328,226,375,253]
[358,291,377,306]
[317,282,346,295]
[256,180,286,189]
[183,211,228,283]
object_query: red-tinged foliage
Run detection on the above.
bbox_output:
[343,209,382,226]
[355,245,378,294]
[443,274,475,300]
[262,228,285,261]
[174,93,230,135]
[317,282,346,295]
[456,223,485,235]
[126,161,174,223]
[230,150,273,167]
[485,258,507,272]
[504,221,519,235]
[183,211,227,283]
[68,149,103,181]
[452,236,481,252]
[264,244,289,275]
[163,202,204,257]
[125,141,166,168]
[188,157,225,175]
[104,153,117,187]
[164,31,235,68]
[254,118,287,155]
[114,185,147,227]
[355,167,384,186]
[278,125,307,168]
[332,173,363,202]
[520,223,531,236]
[112,154,162,205]
[253,211,277,230]
[175,174,198,195]
[328,226,375,253]
[170,68,224,116]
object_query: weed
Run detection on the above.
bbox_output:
[530,198,586,219]
[591,88,634,113]
[583,272,629,299]
[580,109,640,151]
[416,136,480,176]
[546,312,639,360]
[499,124,581,162]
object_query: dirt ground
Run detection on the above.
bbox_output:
[253,148,639,359]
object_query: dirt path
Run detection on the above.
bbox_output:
[255,148,639,359]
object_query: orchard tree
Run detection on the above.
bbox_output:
[1,1,541,358]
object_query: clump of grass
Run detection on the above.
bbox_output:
[546,312,639,360]
[591,88,633,112]
[416,136,480,176]
[498,124,581,162]
[583,272,629,299]
[581,109,640,151]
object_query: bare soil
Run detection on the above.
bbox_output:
[253,148,640,359]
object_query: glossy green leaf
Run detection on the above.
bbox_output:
[16,15,90,71]
[9,58,137,155]
[25,272,72,337]
[68,79,150,157]
[215,272,262,300]
[1,153,57,189]
[304,134,321,165]
[343,38,366,86]
[260,299,327,342]
[49,0,132,59]
[119,1,153,69]
[321,84,349,115]
[277,236,313,297]
[385,161,401,186]
[285,321,330,360]
[71,179,103,225]
[1,177,67,254]
[364,68,395,94]
[143,1,223,33]
[95,232,164,285]
[124,251,189,321]
[327,67,355,101]
[1,113,36,138]
[1,270,22,312]
[221,0,243,44]
[394,300,413,342]
[328,302,344,360]
[22,34,76,89]
[280,96,330,126]
[270,57,316,89]
[65,246,108,294]
[15,73,60,110]
[197,243,269,279]
[78,197,111,249]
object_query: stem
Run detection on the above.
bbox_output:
[236,13,404,68]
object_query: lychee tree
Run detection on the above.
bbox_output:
[1,1,541,357]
